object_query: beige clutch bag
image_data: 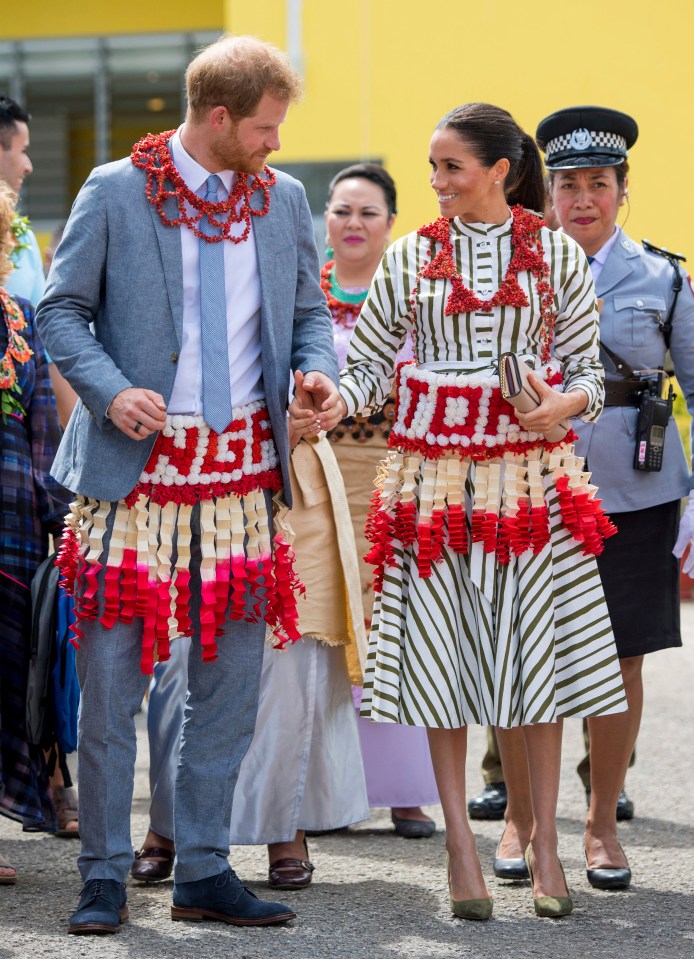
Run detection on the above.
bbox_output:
[499,352,569,444]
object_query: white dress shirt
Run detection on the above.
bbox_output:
[586,226,620,286]
[167,129,264,414]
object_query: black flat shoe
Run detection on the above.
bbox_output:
[468,782,507,821]
[585,849,632,890]
[391,813,436,839]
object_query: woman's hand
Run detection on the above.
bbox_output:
[515,374,588,433]
[291,371,347,433]
[287,409,315,449]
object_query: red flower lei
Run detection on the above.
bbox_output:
[409,205,557,363]
[0,287,32,389]
[320,260,367,327]
[131,130,276,244]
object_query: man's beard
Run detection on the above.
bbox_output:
[210,134,267,175]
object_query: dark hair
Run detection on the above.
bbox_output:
[436,102,545,213]
[327,163,397,217]
[0,94,30,150]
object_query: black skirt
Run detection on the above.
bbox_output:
[597,499,682,659]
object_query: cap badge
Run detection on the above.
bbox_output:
[569,128,592,151]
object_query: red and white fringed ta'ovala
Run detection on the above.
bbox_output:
[56,402,304,673]
[365,363,617,590]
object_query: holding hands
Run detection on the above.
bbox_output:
[289,370,347,435]
[109,387,168,441]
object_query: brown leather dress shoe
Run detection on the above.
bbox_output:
[268,855,314,890]
[130,846,175,882]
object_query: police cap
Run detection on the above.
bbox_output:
[536,106,638,170]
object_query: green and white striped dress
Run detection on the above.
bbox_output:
[340,212,627,729]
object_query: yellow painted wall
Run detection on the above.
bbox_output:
[0,1,223,38]
[227,0,694,259]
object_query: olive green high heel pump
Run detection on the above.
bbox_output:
[524,844,573,918]
[446,852,493,921]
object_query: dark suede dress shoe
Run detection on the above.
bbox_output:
[172,867,296,926]
[585,787,635,821]
[68,879,128,934]
[468,782,507,820]
[131,846,175,882]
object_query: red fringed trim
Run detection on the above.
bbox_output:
[416,520,433,579]
[229,555,248,621]
[429,510,447,566]
[119,549,138,623]
[471,511,499,554]
[447,503,468,554]
[55,527,81,595]
[495,515,514,566]
[172,568,193,636]
[199,580,219,662]
[555,477,617,556]
[64,543,304,673]
[214,558,232,636]
[415,511,449,577]
[268,535,304,649]
[100,566,122,629]
[364,490,396,593]
[529,505,550,553]
[392,500,418,548]
[513,500,532,555]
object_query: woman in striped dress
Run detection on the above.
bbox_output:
[297,103,627,920]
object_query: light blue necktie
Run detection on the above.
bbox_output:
[199,174,232,434]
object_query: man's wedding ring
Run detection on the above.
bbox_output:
[134,421,143,434]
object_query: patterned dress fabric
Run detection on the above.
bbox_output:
[331,287,439,806]
[0,294,70,827]
[340,214,627,729]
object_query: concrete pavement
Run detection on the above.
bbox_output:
[1,607,692,959]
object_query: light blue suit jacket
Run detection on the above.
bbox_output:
[573,228,694,513]
[36,157,338,504]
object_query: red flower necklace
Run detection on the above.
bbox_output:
[131,130,276,244]
[0,287,33,418]
[409,205,557,362]
[320,260,367,327]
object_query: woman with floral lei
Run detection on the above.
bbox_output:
[295,103,628,920]
[0,180,73,884]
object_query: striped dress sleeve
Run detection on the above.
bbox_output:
[339,237,414,416]
[548,231,604,423]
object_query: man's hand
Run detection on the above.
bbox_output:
[108,387,167,441]
[292,370,347,432]
[515,374,587,434]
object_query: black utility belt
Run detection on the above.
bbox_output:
[603,381,642,407]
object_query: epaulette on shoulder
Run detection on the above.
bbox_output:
[642,239,687,263]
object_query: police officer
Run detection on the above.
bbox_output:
[493,105,694,892]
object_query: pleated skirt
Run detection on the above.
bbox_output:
[360,464,628,730]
